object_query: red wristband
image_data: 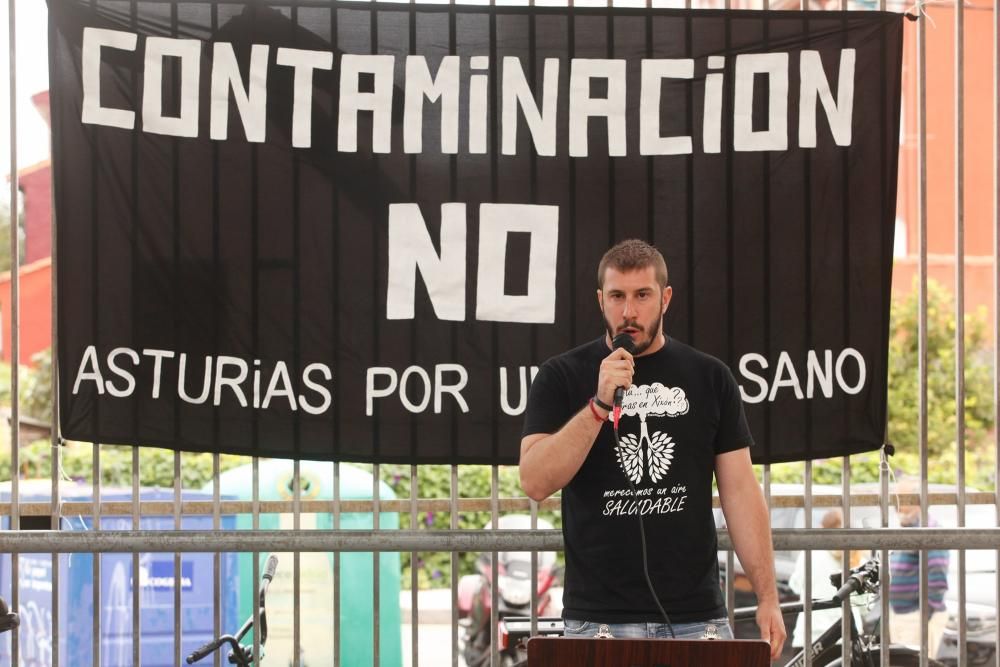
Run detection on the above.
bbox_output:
[589,398,608,423]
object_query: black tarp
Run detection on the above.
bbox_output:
[49,1,904,464]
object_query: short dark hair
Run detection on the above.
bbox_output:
[597,239,669,289]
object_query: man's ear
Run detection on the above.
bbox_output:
[597,289,604,311]
[661,285,672,315]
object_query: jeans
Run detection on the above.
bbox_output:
[563,617,734,640]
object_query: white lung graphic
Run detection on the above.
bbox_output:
[614,383,683,484]
[615,428,675,484]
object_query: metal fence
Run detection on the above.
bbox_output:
[2,0,1000,666]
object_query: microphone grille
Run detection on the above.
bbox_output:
[612,333,636,355]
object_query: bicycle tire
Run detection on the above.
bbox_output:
[818,646,947,667]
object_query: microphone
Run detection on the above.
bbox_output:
[611,333,636,429]
[608,331,674,636]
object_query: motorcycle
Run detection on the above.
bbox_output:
[457,515,560,667]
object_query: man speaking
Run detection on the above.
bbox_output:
[519,239,785,659]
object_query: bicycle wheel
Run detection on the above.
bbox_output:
[819,646,947,667]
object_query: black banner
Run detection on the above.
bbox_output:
[49,1,904,464]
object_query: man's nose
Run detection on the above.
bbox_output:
[622,297,635,317]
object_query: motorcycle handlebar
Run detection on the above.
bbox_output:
[187,638,223,664]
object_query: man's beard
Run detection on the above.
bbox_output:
[603,311,663,356]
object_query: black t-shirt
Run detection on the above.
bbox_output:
[522,335,753,623]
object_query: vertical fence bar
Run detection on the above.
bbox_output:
[6,0,20,661]
[955,0,968,661]
[841,456,851,666]
[842,8,855,663]
[490,465,499,667]
[916,0,928,665]
[530,495,538,638]
[803,461,812,667]
[50,155,60,667]
[212,453,221,667]
[174,452,182,665]
[410,465,419,667]
[725,548,735,632]
[293,459,301,667]
[994,1,1000,665]
[5,0,20,652]
[373,462,381,667]
[50,441,59,667]
[333,461,341,667]
[92,443,100,666]
[131,446,140,666]
[451,465,459,667]
[879,452,890,667]
[252,457,260,664]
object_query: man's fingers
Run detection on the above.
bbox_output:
[757,611,785,660]
[768,617,785,659]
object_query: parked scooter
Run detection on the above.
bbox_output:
[457,515,559,667]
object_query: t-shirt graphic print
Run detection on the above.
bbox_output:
[614,383,688,485]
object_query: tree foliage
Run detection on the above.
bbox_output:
[772,279,996,488]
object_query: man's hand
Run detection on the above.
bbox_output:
[597,347,634,406]
[755,598,786,660]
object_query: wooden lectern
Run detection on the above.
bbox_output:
[526,637,771,666]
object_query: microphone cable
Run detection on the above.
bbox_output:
[613,418,675,638]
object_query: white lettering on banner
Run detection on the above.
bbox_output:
[703,56,725,153]
[502,57,559,156]
[179,354,213,404]
[338,54,395,153]
[72,345,105,395]
[300,363,333,415]
[365,364,470,416]
[214,355,249,407]
[640,59,694,155]
[733,53,789,151]
[79,30,857,154]
[71,345,334,413]
[568,59,627,157]
[142,37,201,138]
[436,364,470,413]
[262,361,298,410]
[275,47,333,148]
[68,346,868,416]
[210,42,269,142]
[499,366,540,416]
[738,348,867,404]
[476,204,559,323]
[799,49,855,148]
[469,56,489,154]
[143,348,176,399]
[106,347,140,397]
[405,56,460,154]
[386,203,558,324]
[81,28,137,129]
[386,203,467,321]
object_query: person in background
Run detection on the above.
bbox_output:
[888,484,950,656]
[787,509,863,649]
